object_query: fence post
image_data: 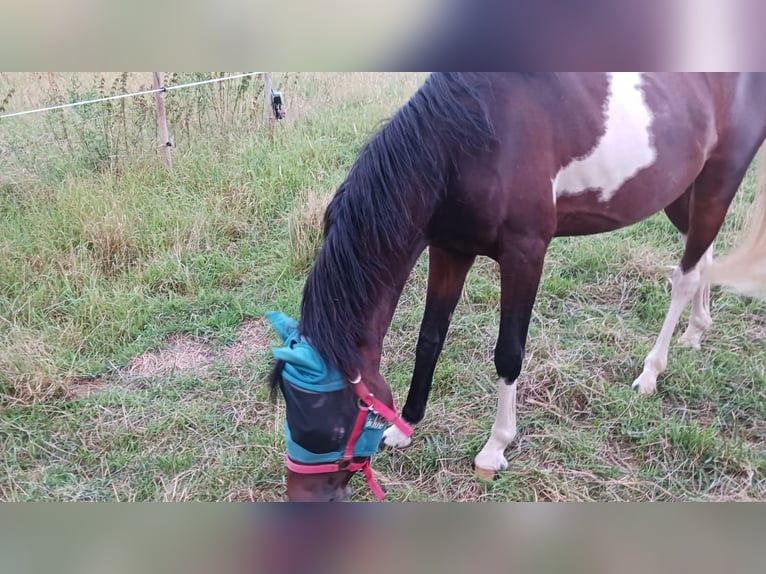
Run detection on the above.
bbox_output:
[152,72,172,169]
[264,72,275,122]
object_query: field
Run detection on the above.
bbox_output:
[0,72,764,501]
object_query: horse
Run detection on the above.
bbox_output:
[268,73,766,502]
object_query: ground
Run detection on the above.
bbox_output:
[0,73,763,501]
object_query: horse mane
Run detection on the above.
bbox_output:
[268,359,284,402]
[297,72,498,378]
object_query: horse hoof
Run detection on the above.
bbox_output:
[382,425,412,449]
[473,450,508,480]
[631,379,657,395]
[475,466,497,481]
[680,331,703,350]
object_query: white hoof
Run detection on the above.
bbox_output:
[474,448,509,473]
[383,425,412,449]
[680,316,711,350]
[679,329,703,350]
[631,373,657,395]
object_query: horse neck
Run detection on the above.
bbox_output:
[362,241,426,359]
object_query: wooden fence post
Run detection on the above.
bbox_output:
[152,72,172,169]
[264,72,275,122]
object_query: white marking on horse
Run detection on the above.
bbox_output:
[383,423,412,449]
[474,379,517,472]
[554,72,657,202]
[680,235,714,350]
[632,264,702,394]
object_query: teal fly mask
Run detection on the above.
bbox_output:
[267,311,412,500]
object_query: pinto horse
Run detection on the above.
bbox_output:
[268,73,766,502]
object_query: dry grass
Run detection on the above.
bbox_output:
[222,319,270,366]
[0,329,70,404]
[287,188,333,272]
[57,319,270,403]
[127,334,212,379]
[81,211,139,275]
[281,72,425,122]
[64,378,106,401]
[0,73,147,113]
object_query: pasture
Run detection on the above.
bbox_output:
[0,72,763,501]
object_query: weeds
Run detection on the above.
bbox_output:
[287,188,332,272]
[0,72,276,182]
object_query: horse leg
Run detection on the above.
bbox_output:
[383,246,475,448]
[664,189,714,350]
[474,235,550,477]
[679,244,714,349]
[633,160,749,394]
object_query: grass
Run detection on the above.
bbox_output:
[0,72,764,501]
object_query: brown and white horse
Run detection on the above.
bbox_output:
[269,73,766,501]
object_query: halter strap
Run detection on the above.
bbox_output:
[285,456,386,501]
[349,377,413,439]
[342,404,370,461]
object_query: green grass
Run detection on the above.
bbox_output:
[0,72,764,501]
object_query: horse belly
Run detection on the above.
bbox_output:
[553,166,697,237]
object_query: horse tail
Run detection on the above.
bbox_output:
[703,144,766,299]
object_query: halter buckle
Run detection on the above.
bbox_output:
[357,397,372,410]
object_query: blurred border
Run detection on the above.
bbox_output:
[1,503,764,574]
[2,0,763,70]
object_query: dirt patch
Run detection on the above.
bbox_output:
[222,319,270,365]
[64,377,106,401]
[124,320,269,380]
[744,323,766,341]
[127,334,212,378]
[62,321,270,399]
